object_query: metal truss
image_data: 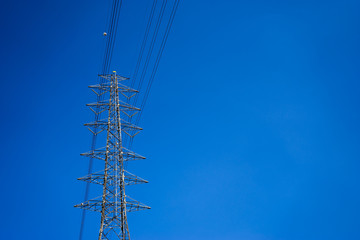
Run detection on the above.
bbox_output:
[78,170,149,186]
[75,72,150,240]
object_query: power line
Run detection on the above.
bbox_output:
[125,0,168,147]
[129,0,158,89]
[129,0,180,148]
[138,0,179,114]
[123,0,158,147]
[132,0,168,107]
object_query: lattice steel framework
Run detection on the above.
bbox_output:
[75,72,150,240]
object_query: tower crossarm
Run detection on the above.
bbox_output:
[75,196,151,213]
[84,119,142,130]
[89,83,139,93]
[78,170,149,186]
[84,119,143,137]
[80,147,146,161]
[86,100,140,112]
[98,73,129,81]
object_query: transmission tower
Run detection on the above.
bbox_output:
[75,72,150,240]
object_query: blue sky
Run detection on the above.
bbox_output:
[1,0,360,239]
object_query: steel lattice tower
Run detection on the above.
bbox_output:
[75,72,150,240]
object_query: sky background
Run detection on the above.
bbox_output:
[1,0,360,239]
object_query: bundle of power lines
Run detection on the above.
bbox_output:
[127,0,179,148]
[79,0,179,239]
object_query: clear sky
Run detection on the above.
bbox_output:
[1,0,360,240]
